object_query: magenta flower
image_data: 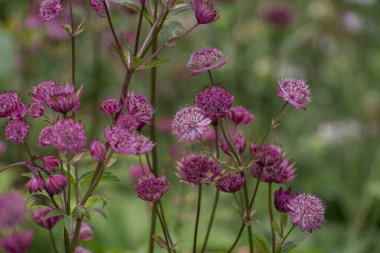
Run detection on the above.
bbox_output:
[228,106,255,125]
[274,187,293,213]
[220,132,246,156]
[4,119,30,143]
[10,103,29,120]
[32,207,61,229]
[31,81,83,114]
[187,48,227,75]
[77,222,93,241]
[172,106,211,142]
[115,113,140,132]
[0,231,33,253]
[277,78,311,110]
[135,176,169,202]
[42,156,60,173]
[129,164,153,181]
[195,86,234,123]
[288,194,325,232]
[216,174,245,193]
[191,0,220,25]
[75,247,92,253]
[90,140,106,162]
[261,2,295,27]
[29,102,45,118]
[40,0,63,22]
[50,120,87,154]
[45,174,68,195]
[250,144,296,184]
[38,126,55,146]
[0,92,22,118]
[100,98,121,115]
[176,154,222,185]
[26,176,45,193]
[128,134,156,155]
[0,192,27,229]
[125,93,154,129]
[89,0,108,17]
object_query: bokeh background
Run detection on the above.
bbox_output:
[1,0,380,252]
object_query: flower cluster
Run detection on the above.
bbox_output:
[40,0,63,22]
[187,48,227,75]
[216,174,245,193]
[135,176,170,202]
[277,78,311,110]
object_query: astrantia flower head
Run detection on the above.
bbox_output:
[135,176,169,202]
[26,176,45,193]
[129,164,153,181]
[288,194,325,232]
[277,78,311,110]
[216,174,245,193]
[75,247,92,253]
[115,113,140,132]
[0,192,27,229]
[29,102,45,118]
[31,81,55,102]
[125,93,154,129]
[32,207,61,229]
[4,119,30,143]
[90,140,106,162]
[42,156,60,173]
[220,132,246,156]
[274,187,293,213]
[176,154,222,185]
[45,174,68,195]
[0,231,33,253]
[77,222,93,241]
[89,0,108,17]
[261,2,295,27]
[195,86,234,123]
[172,106,211,142]
[228,106,255,125]
[38,126,55,146]
[0,92,22,118]
[192,0,220,25]
[40,0,63,22]
[50,119,87,154]
[100,98,121,115]
[10,103,29,120]
[128,134,156,155]
[250,144,296,184]
[187,48,227,75]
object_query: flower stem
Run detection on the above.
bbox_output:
[133,0,147,56]
[158,201,175,249]
[49,229,59,253]
[69,0,76,87]
[277,225,295,253]
[157,204,172,253]
[0,161,27,174]
[193,184,203,253]
[208,70,215,86]
[268,183,276,253]
[200,189,219,253]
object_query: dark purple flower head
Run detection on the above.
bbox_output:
[195,86,234,123]
[125,93,154,129]
[40,0,63,22]
[277,78,311,110]
[192,0,220,25]
[29,102,45,118]
[0,192,27,229]
[228,106,255,125]
[45,174,68,195]
[274,187,293,213]
[26,176,45,193]
[100,98,121,115]
[0,92,22,118]
[89,0,108,17]
[32,207,61,229]
[115,113,140,132]
[48,119,87,154]
[0,231,33,253]
[187,48,227,75]
[220,132,246,156]
[42,156,60,173]
[31,81,83,114]
[261,2,295,27]
[129,164,153,181]
[250,144,296,184]
[216,174,245,193]
[75,247,92,253]
[176,154,222,185]
[10,103,29,120]
[4,119,30,143]
[288,194,325,232]
[38,126,55,146]
[172,106,211,142]
[90,140,106,162]
[127,134,156,155]
[135,176,169,202]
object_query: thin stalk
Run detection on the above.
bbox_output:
[200,189,219,253]
[208,70,215,86]
[268,183,276,253]
[227,225,245,253]
[158,201,175,249]
[69,0,76,87]
[148,203,158,253]
[23,142,33,160]
[157,207,172,253]
[0,161,27,173]
[49,229,59,253]
[71,218,83,253]
[133,0,147,56]
[277,226,295,253]
[193,184,203,253]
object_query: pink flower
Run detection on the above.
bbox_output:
[29,102,45,118]
[4,119,30,143]
[115,113,140,132]
[192,0,220,25]
[75,247,92,253]
[45,174,68,195]
[32,207,61,229]
[38,126,55,146]
[228,106,255,125]
[216,174,245,193]
[89,0,108,17]
[100,98,121,115]
[187,48,227,75]
[277,78,311,110]
[0,92,22,118]
[26,176,45,193]
[10,103,29,120]
[220,132,246,156]
[0,191,27,229]
[172,106,211,142]
[90,140,106,162]
[0,231,33,253]
[125,93,154,129]
[129,164,153,181]
[77,222,93,241]
[135,176,169,202]
[261,2,295,27]
[42,156,60,172]
[49,120,87,154]
[274,187,293,213]
[40,0,63,22]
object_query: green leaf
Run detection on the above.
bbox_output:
[88,208,108,219]
[27,194,52,207]
[79,170,121,184]
[272,219,281,236]
[281,235,309,253]
[160,20,183,40]
[45,208,65,219]
[21,172,34,178]
[152,235,168,249]
[253,234,270,253]
[84,195,119,208]
[63,215,75,238]
[139,58,169,70]
[72,206,90,220]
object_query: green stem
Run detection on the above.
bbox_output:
[49,229,59,253]
[133,0,146,56]
[157,206,172,253]
[69,0,76,87]
[193,184,203,253]
[207,70,215,86]
[277,226,295,253]
[0,161,27,174]
[269,183,276,253]
[148,203,158,253]
[200,189,220,253]
[227,224,245,253]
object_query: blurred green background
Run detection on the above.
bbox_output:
[1,0,380,252]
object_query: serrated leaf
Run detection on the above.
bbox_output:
[88,208,108,219]
[152,235,168,249]
[160,20,183,40]
[27,194,52,207]
[63,215,75,238]
[253,235,270,253]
